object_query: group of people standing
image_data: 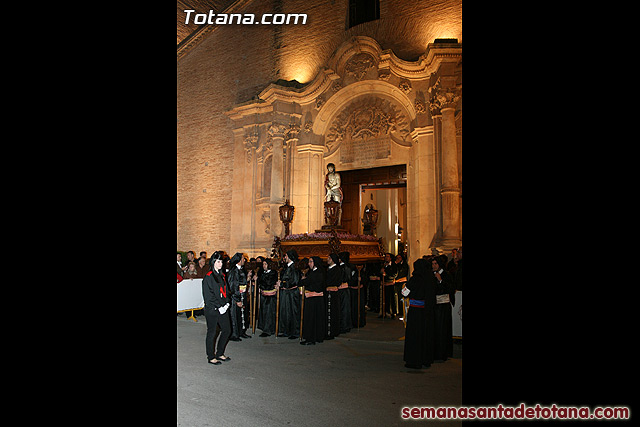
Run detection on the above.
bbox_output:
[193,246,462,369]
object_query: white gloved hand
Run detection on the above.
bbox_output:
[401,286,410,297]
[218,303,229,314]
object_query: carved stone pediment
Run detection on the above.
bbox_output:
[325,96,411,154]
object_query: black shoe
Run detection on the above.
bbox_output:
[404,363,421,369]
[259,332,270,337]
[323,335,334,340]
[218,355,231,362]
[240,333,251,338]
[300,341,315,345]
[288,335,298,340]
[277,333,287,338]
[229,336,242,342]
[208,359,221,365]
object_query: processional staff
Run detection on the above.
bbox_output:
[356,265,363,331]
[275,267,281,338]
[251,273,258,334]
[380,268,386,322]
[299,284,305,341]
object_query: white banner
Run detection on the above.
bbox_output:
[177,278,205,312]
[452,290,462,337]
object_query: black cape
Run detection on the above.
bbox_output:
[258,269,277,335]
[403,259,436,368]
[300,264,326,343]
[278,262,301,337]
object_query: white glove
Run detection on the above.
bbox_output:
[218,303,229,314]
[401,286,410,297]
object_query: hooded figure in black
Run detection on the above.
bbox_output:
[202,251,231,364]
[227,252,250,340]
[338,251,353,333]
[277,249,301,338]
[257,258,278,337]
[402,258,436,369]
[299,256,326,345]
[325,252,342,339]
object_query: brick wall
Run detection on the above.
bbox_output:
[177,0,461,255]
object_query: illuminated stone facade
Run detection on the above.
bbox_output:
[177,0,462,267]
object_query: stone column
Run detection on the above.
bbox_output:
[409,126,436,268]
[268,123,286,237]
[429,83,461,250]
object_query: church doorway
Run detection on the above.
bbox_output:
[339,164,407,257]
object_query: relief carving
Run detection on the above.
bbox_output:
[428,82,461,114]
[345,53,376,80]
[284,123,300,141]
[398,79,412,94]
[243,128,259,163]
[325,96,411,153]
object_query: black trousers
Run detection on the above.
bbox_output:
[204,307,231,360]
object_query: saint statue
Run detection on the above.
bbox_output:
[324,163,343,203]
[323,163,343,227]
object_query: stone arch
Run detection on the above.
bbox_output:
[312,79,417,142]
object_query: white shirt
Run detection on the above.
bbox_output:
[287,260,294,267]
[328,264,336,269]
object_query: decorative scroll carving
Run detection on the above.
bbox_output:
[267,123,287,138]
[284,123,300,141]
[243,127,259,163]
[377,70,391,81]
[304,121,313,133]
[428,82,461,115]
[260,210,271,234]
[398,79,412,94]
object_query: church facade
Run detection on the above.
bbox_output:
[177,0,462,267]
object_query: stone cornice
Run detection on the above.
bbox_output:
[225,37,461,126]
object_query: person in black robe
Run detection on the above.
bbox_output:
[325,252,342,339]
[277,249,301,339]
[379,253,398,318]
[201,251,231,365]
[402,258,436,369]
[257,259,278,337]
[299,256,326,345]
[432,257,454,361]
[228,252,251,341]
[338,251,353,334]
